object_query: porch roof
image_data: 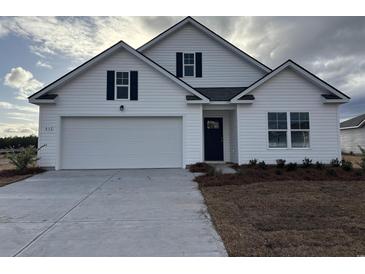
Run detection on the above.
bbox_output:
[186,87,247,101]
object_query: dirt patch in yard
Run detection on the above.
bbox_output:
[0,167,45,187]
[0,153,13,171]
[200,180,365,256]
[196,166,365,187]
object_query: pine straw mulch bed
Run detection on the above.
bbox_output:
[195,166,365,256]
[0,167,45,187]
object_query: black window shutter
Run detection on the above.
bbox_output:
[176,52,183,77]
[195,52,202,78]
[130,71,138,101]
[106,70,115,100]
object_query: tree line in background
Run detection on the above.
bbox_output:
[0,135,38,150]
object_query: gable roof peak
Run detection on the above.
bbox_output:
[138,16,271,73]
[28,39,209,103]
[231,58,350,103]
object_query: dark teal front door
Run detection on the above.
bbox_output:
[204,118,223,161]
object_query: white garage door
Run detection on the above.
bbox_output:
[61,117,182,169]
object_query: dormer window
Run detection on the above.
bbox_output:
[115,71,129,99]
[183,53,195,77]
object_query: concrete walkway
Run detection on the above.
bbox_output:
[0,169,226,256]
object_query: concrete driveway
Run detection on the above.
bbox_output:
[0,169,226,256]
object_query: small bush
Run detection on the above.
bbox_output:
[355,170,363,177]
[330,158,340,167]
[358,146,365,170]
[6,145,44,171]
[286,162,297,171]
[257,161,267,169]
[315,161,324,169]
[206,165,222,176]
[326,169,337,177]
[248,159,258,167]
[207,165,216,176]
[276,159,286,168]
[302,157,313,168]
[341,160,353,172]
[275,169,283,175]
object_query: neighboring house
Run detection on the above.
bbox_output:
[340,113,365,154]
[28,17,350,170]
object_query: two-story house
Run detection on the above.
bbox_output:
[29,17,350,170]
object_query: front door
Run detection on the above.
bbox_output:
[204,118,223,161]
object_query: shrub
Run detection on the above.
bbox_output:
[207,165,216,176]
[302,157,313,168]
[358,146,365,170]
[248,159,258,167]
[276,159,286,168]
[355,170,363,177]
[258,161,267,169]
[341,160,353,172]
[326,169,337,177]
[330,158,340,167]
[286,162,297,171]
[206,165,222,176]
[315,161,324,169]
[6,145,44,171]
[275,169,283,175]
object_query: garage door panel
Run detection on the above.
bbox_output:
[61,117,182,169]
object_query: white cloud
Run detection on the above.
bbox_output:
[0,101,13,109]
[6,112,37,122]
[0,122,38,137]
[0,17,154,61]
[0,100,38,113]
[0,23,9,37]
[36,60,52,69]
[3,67,44,99]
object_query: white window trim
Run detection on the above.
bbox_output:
[290,112,311,149]
[183,53,195,77]
[267,112,311,150]
[267,112,288,149]
[115,71,130,100]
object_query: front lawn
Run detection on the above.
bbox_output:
[195,164,365,256]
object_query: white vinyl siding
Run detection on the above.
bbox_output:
[230,109,238,163]
[341,127,365,154]
[237,67,341,164]
[37,48,203,169]
[142,22,266,87]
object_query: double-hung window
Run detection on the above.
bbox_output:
[268,112,288,148]
[267,112,310,148]
[290,112,310,148]
[115,71,129,99]
[183,53,195,76]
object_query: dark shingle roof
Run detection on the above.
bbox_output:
[194,87,247,101]
[186,95,201,101]
[238,94,255,101]
[340,113,365,129]
[322,94,341,100]
[38,94,58,99]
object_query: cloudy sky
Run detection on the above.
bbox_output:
[0,16,364,136]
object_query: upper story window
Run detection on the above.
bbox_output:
[267,112,310,148]
[183,53,195,77]
[115,71,129,99]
